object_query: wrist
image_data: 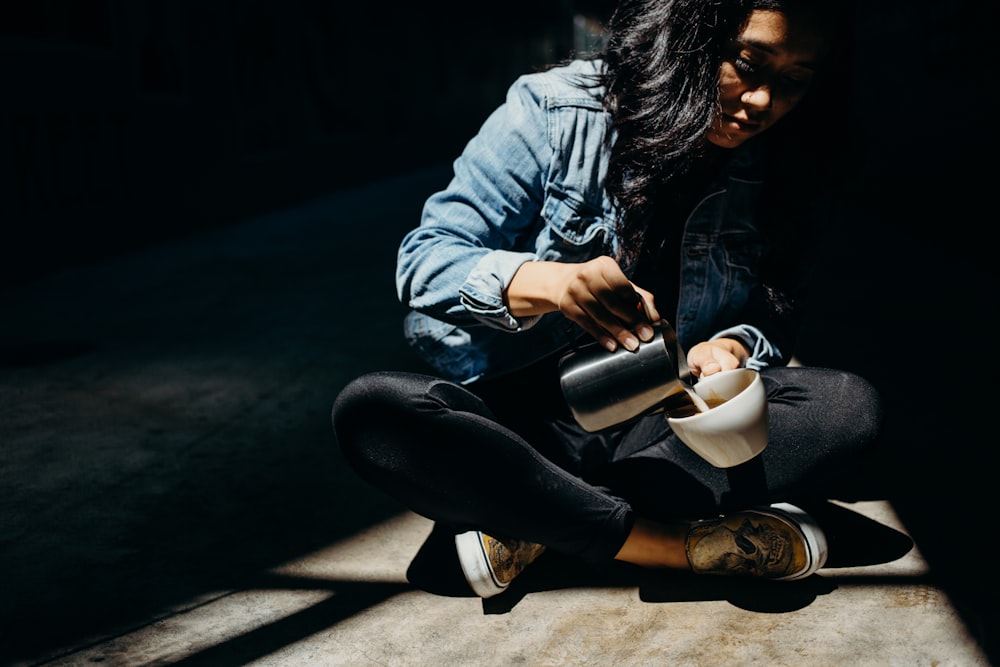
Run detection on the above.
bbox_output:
[504,261,564,317]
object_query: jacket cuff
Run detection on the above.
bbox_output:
[459,251,542,332]
[710,324,781,369]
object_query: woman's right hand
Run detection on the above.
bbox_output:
[505,257,659,352]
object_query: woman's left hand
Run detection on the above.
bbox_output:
[686,338,750,378]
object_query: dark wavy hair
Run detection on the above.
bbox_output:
[601,0,751,226]
[596,0,855,312]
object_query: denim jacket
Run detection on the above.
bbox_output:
[397,59,786,384]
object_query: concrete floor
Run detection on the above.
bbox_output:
[1,165,996,666]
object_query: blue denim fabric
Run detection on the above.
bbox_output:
[397,59,782,383]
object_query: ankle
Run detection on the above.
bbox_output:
[615,517,691,569]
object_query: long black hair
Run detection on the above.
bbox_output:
[601,0,752,230]
[597,0,855,317]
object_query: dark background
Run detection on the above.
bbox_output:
[0,1,988,287]
[0,0,614,289]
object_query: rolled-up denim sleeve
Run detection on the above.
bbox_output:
[710,324,783,369]
[458,250,542,331]
[396,74,552,331]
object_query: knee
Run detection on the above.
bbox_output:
[839,371,884,450]
[332,371,396,417]
[331,371,401,457]
[332,370,452,463]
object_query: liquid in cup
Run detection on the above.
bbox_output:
[559,323,768,467]
[666,368,768,468]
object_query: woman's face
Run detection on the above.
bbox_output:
[706,9,829,149]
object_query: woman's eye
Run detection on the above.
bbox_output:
[733,57,758,75]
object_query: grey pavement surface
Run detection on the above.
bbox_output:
[1,165,996,666]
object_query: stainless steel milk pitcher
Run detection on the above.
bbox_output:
[558,320,697,432]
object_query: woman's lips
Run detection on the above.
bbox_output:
[722,114,761,133]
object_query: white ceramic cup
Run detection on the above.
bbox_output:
[666,368,768,468]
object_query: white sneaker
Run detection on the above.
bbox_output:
[455,530,546,598]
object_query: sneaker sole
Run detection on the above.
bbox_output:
[764,502,829,580]
[455,530,506,598]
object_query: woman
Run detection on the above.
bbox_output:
[333,0,882,598]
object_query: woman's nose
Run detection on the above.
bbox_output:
[741,86,772,110]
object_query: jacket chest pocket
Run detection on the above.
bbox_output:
[538,187,613,262]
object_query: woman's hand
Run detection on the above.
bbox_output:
[686,338,750,377]
[505,257,659,352]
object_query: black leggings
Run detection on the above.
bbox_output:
[332,362,882,565]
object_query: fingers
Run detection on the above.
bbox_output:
[687,340,744,377]
[559,257,658,352]
[695,359,724,377]
[632,286,660,334]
